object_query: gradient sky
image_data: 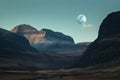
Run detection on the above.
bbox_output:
[0,0,120,43]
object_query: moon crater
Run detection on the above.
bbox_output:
[77,14,87,24]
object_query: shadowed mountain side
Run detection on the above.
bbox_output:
[0,28,37,52]
[0,28,80,70]
[11,24,75,51]
[75,11,120,67]
[11,24,90,52]
[0,50,77,70]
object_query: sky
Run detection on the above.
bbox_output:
[0,0,120,43]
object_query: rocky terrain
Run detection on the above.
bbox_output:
[11,24,76,51]
[0,27,88,70]
[77,11,120,67]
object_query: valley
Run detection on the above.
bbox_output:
[0,10,120,80]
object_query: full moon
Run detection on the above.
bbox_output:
[77,14,87,24]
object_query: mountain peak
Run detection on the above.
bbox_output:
[98,11,120,39]
[12,24,37,31]
[11,24,74,50]
[11,24,38,35]
[41,28,52,31]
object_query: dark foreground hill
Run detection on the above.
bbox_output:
[0,28,36,52]
[77,11,120,67]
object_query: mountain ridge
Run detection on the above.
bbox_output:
[11,24,76,51]
[0,27,79,70]
[77,11,120,67]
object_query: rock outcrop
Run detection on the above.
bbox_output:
[11,24,74,51]
[78,11,120,67]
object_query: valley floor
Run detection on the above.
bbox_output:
[0,66,120,80]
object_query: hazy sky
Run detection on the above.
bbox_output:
[0,0,120,43]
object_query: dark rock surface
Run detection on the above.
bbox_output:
[98,11,120,39]
[0,28,36,52]
[78,11,120,67]
[0,28,82,70]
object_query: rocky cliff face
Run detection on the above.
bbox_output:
[78,11,120,67]
[11,24,45,45]
[11,24,74,50]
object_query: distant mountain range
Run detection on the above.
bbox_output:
[0,24,89,70]
[11,24,89,52]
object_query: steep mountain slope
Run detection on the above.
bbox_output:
[11,24,75,51]
[0,28,78,70]
[0,28,36,52]
[78,11,120,67]
[0,28,38,70]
